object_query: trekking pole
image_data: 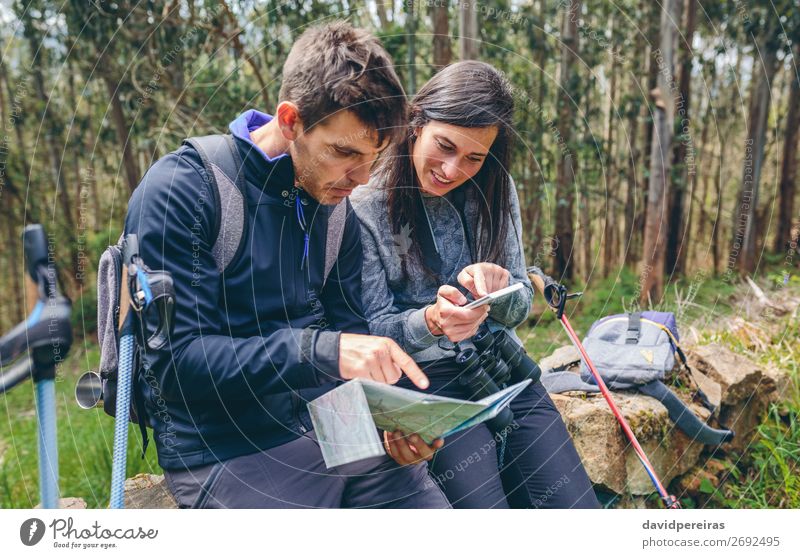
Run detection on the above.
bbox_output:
[527,266,680,509]
[109,235,175,509]
[0,225,72,509]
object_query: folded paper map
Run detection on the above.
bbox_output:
[307,378,531,468]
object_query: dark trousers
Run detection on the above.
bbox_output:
[413,371,601,509]
[164,431,451,509]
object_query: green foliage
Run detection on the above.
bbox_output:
[0,344,161,508]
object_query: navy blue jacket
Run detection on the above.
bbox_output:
[125,110,368,470]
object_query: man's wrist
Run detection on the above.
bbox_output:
[301,329,341,384]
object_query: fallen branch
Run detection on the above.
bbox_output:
[745,276,788,316]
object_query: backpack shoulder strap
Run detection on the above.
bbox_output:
[324,199,349,287]
[626,312,642,344]
[183,134,247,272]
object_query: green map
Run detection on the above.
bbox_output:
[308,379,530,468]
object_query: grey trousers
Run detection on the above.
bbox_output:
[163,432,451,509]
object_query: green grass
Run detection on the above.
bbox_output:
[518,266,741,358]
[0,341,161,509]
[701,311,800,509]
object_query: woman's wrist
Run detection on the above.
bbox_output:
[425,304,443,336]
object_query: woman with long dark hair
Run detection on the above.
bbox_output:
[350,61,600,508]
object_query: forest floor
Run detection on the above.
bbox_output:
[1,264,797,508]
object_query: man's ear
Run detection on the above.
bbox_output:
[275,101,303,141]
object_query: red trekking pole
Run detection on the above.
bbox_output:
[527,267,680,509]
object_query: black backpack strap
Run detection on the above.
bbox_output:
[625,312,642,344]
[183,135,248,272]
[638,380,734,445]
[413,190,443,276]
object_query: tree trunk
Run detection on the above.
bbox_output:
[640,0,679,305]
[711,146,723,275]
[554,0,581,280]
[525,0,547,267]
[459,0,479,60]
[3,205,24,324]
[0,53,35,221]
[774,41,800,253]
[432,1,452,69]
[604,22,618,277]
[624,13,646,266]
[690,68,714,268]
[104,75,141,192]
[580,91,592,278]
[407,0,417,93]
[734,35,779,275]
[24,28,81,292]
[641,0,660,204]
[219,0,270,109]
[666,0,696,275]
[375,0,390,27]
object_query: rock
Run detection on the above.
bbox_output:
[36,497,87,509]
[688,343,786,452]
[687,367,722,409]
[539,345,581,372]
[675,458,730,502]
[551,391,703,495]
[763,365,793,406]
[123,474,177,509]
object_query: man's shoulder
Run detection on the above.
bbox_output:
[127,143,217,231]
[129,143,216,213]
[140,144,207,189]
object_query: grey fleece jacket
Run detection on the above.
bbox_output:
[350,178,534,363]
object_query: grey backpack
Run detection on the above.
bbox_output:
[542,312,734,446]
[92,134,348,451]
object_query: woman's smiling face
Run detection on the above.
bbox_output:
[411,121,498,196]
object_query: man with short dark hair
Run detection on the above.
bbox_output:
[125,22,449,508]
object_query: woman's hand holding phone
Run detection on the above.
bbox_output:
[425,285,490,342]
[458,263,510,299]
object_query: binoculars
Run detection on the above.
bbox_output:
[453,327,541,434]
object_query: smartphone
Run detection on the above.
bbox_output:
[463,282,525,309]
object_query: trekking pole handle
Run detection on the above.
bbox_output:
[526,266,579,319]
